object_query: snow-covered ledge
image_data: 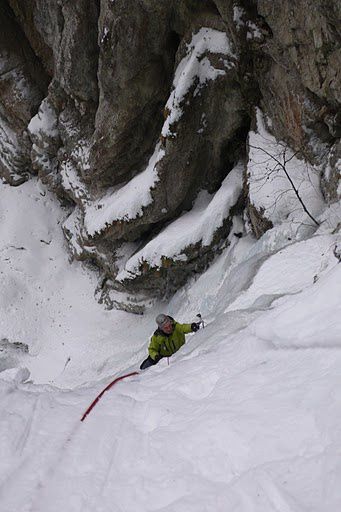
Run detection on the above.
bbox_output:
[117,163,243,281]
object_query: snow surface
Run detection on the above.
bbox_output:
[1,154,341,511]
[84,142,165,236]
[233,6,246,29]
[0,179,153,387]
[246,21,263,40]
[27,98,58,138]
[60,159,88,201]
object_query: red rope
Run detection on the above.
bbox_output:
[80,371,139,422]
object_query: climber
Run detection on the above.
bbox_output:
[140,314,201,370]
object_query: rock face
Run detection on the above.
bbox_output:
[0,0,340,307]
[0,1,49,185]
[255,0,340,157]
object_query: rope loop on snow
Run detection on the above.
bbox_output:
[80,371,139,422]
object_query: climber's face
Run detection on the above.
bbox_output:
[161,318,174,334]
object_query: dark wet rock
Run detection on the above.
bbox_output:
[0,338,29,372]
[247,203,273,239]
[251,0,340,162]
[0,1,49,185]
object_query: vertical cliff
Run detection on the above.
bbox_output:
[0,0,339,306]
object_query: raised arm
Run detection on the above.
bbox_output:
[176,322,200,334]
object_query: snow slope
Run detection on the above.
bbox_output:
[0,179,155,387]
[0,174,341,512]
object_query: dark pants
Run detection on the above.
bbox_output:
[140,355,159,370]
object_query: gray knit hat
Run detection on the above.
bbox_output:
[156,314,169,327]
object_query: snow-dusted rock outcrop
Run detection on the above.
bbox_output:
[0,1,48,185]
[1,0,340,304]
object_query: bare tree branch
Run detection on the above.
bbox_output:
[248,144,320,226]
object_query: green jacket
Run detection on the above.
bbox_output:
[148,319,193,360]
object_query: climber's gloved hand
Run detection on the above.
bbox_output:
[191,322,201,332]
